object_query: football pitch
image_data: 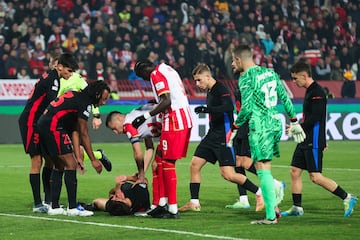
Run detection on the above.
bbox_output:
[0,141,359,240]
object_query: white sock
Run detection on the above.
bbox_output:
[168,204,178,214]
[159,197,167,206]
[190,199,200,205]
[239,195,249,203]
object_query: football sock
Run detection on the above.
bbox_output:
[163,160,177,205]
[42,167,52,204]
[30,173,42,205]
[247,163,257,175]
[242,178,259,194]
[64,170,77,209]
[190,183,200,199]
[50,170,64,208]
[83,151,102,161]
[155,155,165,206]
[292,193,302,207]
[332,185,348,200]
[235,167,247,196]
[152,168,159,206]
[257,169,276,220]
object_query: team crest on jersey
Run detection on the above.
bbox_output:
[52,79,59,91]
[155,82,165,91]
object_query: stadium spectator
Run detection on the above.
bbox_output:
[282,61,357,218]
[314,58,331,80]
[329,59,344,80]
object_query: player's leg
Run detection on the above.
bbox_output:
[82,147,112,172]
[42,155,53,205]
[225,166,251,209]
[60,153,93,217]
[306,149,357,217]
[281,145,304,217]
[178,156,206,212]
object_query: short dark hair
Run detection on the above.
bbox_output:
[134,59,154,76]
[290,61,312,77]
[58,52,79,71]
[105,111,123,127]
[105,200,131,216]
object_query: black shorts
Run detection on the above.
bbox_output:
[194,132,235,167]
[233,124,251,157]
[38,128,74,157]
[291,144,323,172]
[18,115,41,156]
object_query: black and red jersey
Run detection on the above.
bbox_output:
[19,69,60,127]
[37,91,92,133]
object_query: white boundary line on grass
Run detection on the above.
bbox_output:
[0,213,248,240]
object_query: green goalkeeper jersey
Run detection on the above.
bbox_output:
[58,72,100,115]
[235,65,296,128]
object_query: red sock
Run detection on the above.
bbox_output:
[152,168,159,206]
[155,155,165,202]
[163,160,177,204]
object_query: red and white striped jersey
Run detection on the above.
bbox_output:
[150,63,193,132]
[123,104,162,140]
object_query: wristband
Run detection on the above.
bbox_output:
[93,114,101,119]
[144,112,151,120]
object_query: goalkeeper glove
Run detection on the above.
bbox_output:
[194,106,209,114]
[132,112,151,129]
[288,121,306,143]
[226,124,239,147]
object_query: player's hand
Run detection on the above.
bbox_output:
[226,124,239,147]
[194,106,209,114]
[115,175,127,184]
[91,159,103,174]
[77,159,85,175]
[288,121,306,143]
[92,117,102,130]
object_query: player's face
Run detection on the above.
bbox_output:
[108,115,124,134]
[291,72,307,88]
[57,63,74,80]
[231,54,243,74]
[193,72,210,90]
[95,89,110,107]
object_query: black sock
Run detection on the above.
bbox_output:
[50,170,63,208]
[190,183,200,199]
[242,179,259,194]
[332,186,348,200]
[235,167,247,196]
[247,163,257,175]
[64,170,77,209]
[30,173,42,206]
[42,167,52,204]
[292,193,302,207]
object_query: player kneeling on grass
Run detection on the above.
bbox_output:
[82,174,150,216]
[37,81,110,217]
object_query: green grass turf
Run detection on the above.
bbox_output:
[0,141,359,240]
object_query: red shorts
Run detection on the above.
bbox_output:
[158,128,191,160]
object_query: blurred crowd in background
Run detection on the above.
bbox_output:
[0,0,359,92]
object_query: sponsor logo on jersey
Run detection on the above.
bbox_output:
[155,82,165,91]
